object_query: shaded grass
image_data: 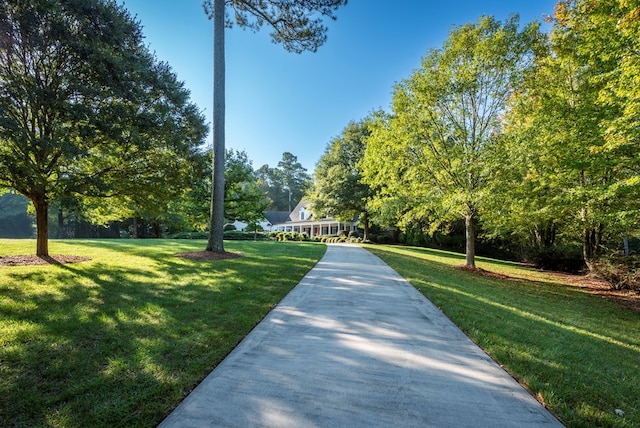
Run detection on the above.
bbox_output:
[0,239,325,427]
[364,244,640,427]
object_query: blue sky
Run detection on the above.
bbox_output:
[122,0,557,173]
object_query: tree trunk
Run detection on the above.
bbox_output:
[57,207,64,239]
[583,223,604,271]
[362,211,370,242]
[207,0,226,253]
[465,211,476,268]
[33,195,49,257]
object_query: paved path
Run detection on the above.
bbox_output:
[159,245,563,427]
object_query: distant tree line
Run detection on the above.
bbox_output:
[0,150,310,239]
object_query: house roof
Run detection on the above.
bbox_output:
[264,211,290,225]
[271,200,359,226]
[289,200,312,222]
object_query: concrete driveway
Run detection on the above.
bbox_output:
[159,244,563,427]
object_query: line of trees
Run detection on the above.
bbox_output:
[0,149,310,240]
[310,1,639,276]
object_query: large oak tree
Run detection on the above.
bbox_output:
[0,0,205,255]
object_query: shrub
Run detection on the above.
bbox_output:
[592,254,640,291]
[377,234,394,244]
[169,231,208,239]
[348,230,361,238]
[223,230,270,241]
[223,223,237,231]
[524,244,585,273]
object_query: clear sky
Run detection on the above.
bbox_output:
[122,0,557,174]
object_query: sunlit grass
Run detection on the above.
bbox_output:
[0,239,326,427]
[364,244,640,428]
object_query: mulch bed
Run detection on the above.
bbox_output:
[0,255,91,266]
[456,264,640,314]
[548,271,640,314]
[0,250,244,266]
[174,250,244,261]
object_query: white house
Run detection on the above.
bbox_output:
[232,211,290,232]
[271,200,359,237]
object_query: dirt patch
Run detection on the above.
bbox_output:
[455,264,512,280]
[457,264,640,314]
[547,271,640,314]
[0,255,91,266]
[174,250,244,261]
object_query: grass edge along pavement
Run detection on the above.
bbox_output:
[0,239,326,428]
[364,243,640,428]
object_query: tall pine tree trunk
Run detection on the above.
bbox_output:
[33,195,49,257]
[207,0,226,252]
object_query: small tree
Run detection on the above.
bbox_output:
[224,149,269,226]
[361,16,542,267]
[309,116,377,241]
[203,0,347,253]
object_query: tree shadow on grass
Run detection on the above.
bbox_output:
[0,241,324,427]
[366,245,640,427]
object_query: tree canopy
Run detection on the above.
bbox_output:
[257,152,312,212]
[0,0,206,255]
[488,0,640,270]
[309,116,376,240]
[361,15,542,267]
[224,149,269,226]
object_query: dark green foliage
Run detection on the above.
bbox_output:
[204,0,348,54]
[309,117,377,240]
[0,0,206,255]
[223,230,270,240]
[0,192,33,237]
[257,152,312,212]
[169,231,210,239]
[524,244,585,273]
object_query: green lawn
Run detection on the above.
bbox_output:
[364,244,640,428]
[0,239,326,427]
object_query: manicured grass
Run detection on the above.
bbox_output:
[0,239,326,427]
[364,244,640,428]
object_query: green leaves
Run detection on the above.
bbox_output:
[491,0,640,265]
[203,0,348,53]
[309,116,375,227]
[0,0,207,254]
[361,15,540,266]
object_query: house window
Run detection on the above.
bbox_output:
[300,211,305,220]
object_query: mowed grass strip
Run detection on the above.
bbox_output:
[0,239,325,427]
[364,244,640,428]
